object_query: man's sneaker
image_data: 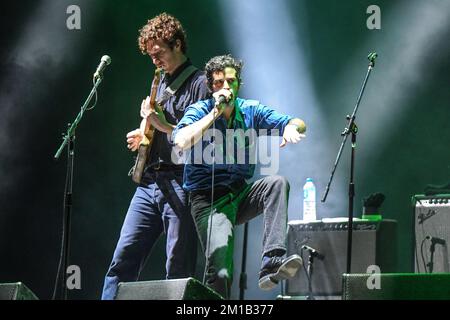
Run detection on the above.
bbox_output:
[258,254,302,291]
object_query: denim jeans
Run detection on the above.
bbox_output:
[189,175,290,299]
[101,170,197,300]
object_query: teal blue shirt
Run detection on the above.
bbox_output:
[173,97,293,191]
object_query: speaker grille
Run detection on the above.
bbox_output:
[115,277,223,300]
[343,273,450,300]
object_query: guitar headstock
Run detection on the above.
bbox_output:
[154,68,162,81]
[140,67,162,118]
[151,68,162,91]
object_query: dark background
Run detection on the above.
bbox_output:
[0,0,449,300]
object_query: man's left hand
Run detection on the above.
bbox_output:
[280,124,306,147]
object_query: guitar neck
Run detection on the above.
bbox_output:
[141,117,155,140]
[142,68,161,140]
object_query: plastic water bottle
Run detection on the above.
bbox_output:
[303,178,316,221]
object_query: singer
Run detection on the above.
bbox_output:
[172,54,307,299]
[101,13,209,300]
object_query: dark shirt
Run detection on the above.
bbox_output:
[146,59,210,170]
[173,97,293,191]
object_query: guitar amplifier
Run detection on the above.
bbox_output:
[286,219,397,296]
[413,194,450,273]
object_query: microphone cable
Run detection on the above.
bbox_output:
[202,99,229,298]
[52,142,73,300]
[86,75,99,111]
[203,100,217,284]
[420,237,428,273]
[300,247,311,284]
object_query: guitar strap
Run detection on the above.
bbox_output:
[156,65,198,106]
[151,64,199,170]
[128,65,198,179]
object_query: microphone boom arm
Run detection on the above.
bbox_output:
[321,52,377,276]
[54,76,103,159]
[322,53,376,202]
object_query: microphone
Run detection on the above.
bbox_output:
[426,236,446,246]
[93,55,112,79]
[214,95,227,106]
[214,93,232,106]
[368,52,378,67]
[301,245,325,260]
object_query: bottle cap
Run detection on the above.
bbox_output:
[362,206,382,221]
[362,214,382,221]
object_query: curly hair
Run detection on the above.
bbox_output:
[138,13,187,55]
[205,54,243,91]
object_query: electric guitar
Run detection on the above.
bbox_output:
[131,68,162,183]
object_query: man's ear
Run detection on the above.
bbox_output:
[237,79,242,91]
[174,39,182,52]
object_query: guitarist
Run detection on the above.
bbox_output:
[101,13,209,300]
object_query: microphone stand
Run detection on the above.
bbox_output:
[302,245,323,300]
[239,222,249,300]
[305,249,316,300]
[321,53,377,274]
[53,75,104,300]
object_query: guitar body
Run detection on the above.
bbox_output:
[132,144,150,183]
[131,69,161,183]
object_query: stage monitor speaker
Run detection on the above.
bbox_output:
[0,282,39,300]
[342,273,450,300]
[413,194,450,273]
[286,219,397,296]
[115,277,223,300]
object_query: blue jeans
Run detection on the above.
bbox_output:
[101,170,197,300]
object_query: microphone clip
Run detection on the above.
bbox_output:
[426,235,446,246]
[301,245,325,260]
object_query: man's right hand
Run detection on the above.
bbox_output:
[212,88,233,109]
[126,129,143,152]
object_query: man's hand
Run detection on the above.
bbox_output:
[140,96,174,133]
[126,128,144,152]
[280,124,306,147]
[212,88,233,109]
[140,95,157,118]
